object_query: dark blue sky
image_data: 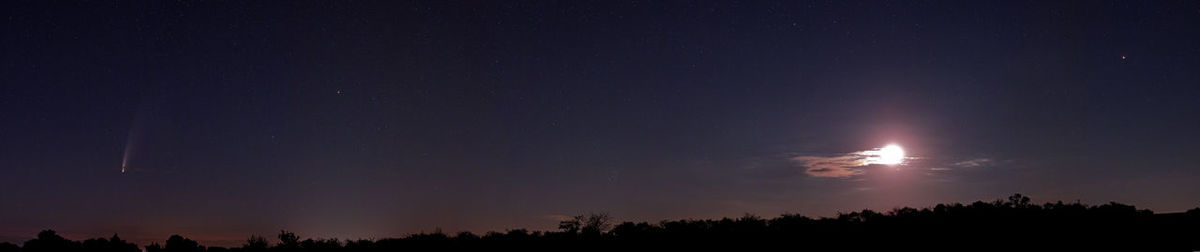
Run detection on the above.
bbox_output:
[3,0,1199,247]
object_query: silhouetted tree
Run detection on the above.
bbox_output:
[108,234,139,252]
[277,230,299,250]
[163,235,200,252]
[405,231,448,241]
[242,235,268,252]
[81,237,108,252]
[580,213,613,236]
[23,230,79,252]
[557,213,612,237]
[611,221,662,239]
[453,231,479,241]
[1008,193,1031,207]
[80,234,137,252]
[7,193,1199,251]
[299,238,341,250]
[342,239,375,250]
[145,243,163,252]
[557,218,581,234]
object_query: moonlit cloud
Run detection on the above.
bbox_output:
[792,147,910,178]
[792,155,869,178]
[953,158,992,168]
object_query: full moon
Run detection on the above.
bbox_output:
[878,144,905,165]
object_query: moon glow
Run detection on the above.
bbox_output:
[876,144,905,165]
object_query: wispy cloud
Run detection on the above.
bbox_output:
[953,158,992,168]
[792,147,909,178]
[792,155,869,178]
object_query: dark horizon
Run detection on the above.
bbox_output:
[3,193,1196,248]
[3,0,1200,249]
[3,193,1199,250]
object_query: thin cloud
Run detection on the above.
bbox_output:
[953,158,992,168]
[792,147,909,178]
[792,155,868,178]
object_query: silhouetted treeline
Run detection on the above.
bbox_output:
[2,230,138,252]
[3,194,1198,251]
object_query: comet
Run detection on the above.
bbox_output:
[121,111,139,174]
[121,129,133,174]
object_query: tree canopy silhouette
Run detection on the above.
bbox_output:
[4,194,1199,251]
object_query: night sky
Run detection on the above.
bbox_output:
[4,0,1200,247]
